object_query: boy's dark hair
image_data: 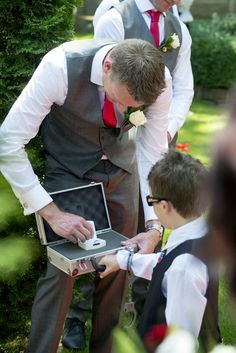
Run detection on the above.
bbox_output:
[148,150,208,218]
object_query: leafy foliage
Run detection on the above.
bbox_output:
[0,0,82,346]
[0,0,83,120]
[190,15,236,89]
[0,175,45,342]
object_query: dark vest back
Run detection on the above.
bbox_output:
[137,236,221,351]
[40,39,137,191]
[115,0,182,74]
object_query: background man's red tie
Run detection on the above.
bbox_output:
[102,94,117,128]
[147,10,161,48]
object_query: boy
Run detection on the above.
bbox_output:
[98,150,221,349]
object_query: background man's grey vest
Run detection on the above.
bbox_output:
[115,0,182,74]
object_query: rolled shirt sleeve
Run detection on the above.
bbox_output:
[136,67,172,222]
[167,22,194,138]
[0,46,67,214]
[117,249,160,280]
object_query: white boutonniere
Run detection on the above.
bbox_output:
[124,106,147,127]
[160,33,180,53]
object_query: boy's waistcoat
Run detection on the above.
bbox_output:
[137,236,221,350]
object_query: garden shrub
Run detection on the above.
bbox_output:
[190,14,236,89]
[0,0,82,345]
[0,0,83,120]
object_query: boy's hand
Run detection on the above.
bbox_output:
[121,230,161,254]
[98,255,120,278]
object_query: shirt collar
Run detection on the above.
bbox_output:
[90,43,116,86]
[163,216,208,251]
[135,0,166,15]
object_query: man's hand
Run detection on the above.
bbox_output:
[98,255,119,278]
[39,202,93,243]
[121,229,161,254]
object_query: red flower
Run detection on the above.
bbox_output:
[143,324,168,353]
[175,143,190,152]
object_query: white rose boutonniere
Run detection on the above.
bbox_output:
[129,110,147,127]
[124,106,147,127]
[160,33,180,53]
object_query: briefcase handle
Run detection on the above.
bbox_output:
[91,257,106,272]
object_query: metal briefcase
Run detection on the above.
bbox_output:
[35,182,128,277]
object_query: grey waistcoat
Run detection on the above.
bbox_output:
[115,0,182,74]
[40,39,136,188]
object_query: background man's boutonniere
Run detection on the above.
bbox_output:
[160,33,180,53]
[123,106,147,127]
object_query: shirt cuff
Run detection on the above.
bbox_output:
[116,250,130,270]
[14,184,53,215]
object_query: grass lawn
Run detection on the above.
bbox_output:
[178,99,226,164]
[1,99,235,353]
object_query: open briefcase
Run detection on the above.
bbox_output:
[35,182,129,277]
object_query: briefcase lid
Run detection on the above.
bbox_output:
[35,182,111,246]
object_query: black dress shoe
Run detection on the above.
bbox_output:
[62,318,86,350]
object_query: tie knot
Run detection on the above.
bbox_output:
[147,10,161,23]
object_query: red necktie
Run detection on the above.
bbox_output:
[147,10,161,48]
[102,94,117,128]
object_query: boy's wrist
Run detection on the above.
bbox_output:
[116,250,130,271]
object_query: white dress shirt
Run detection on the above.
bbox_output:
[117,216,209,337]
[94,0,194,138]
[0,42,171,221]
[93,0,120,28]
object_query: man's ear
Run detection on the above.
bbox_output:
[103,58,112,74]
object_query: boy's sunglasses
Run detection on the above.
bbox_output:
[146,195,169,207]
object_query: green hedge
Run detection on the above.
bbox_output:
[0,0,82,348]
[190,14,236,89]
[0,0,82,120]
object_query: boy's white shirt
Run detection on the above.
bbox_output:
[117,216,209,337]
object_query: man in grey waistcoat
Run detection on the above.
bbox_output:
[0,38,172,353]
[63,1,194,348]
